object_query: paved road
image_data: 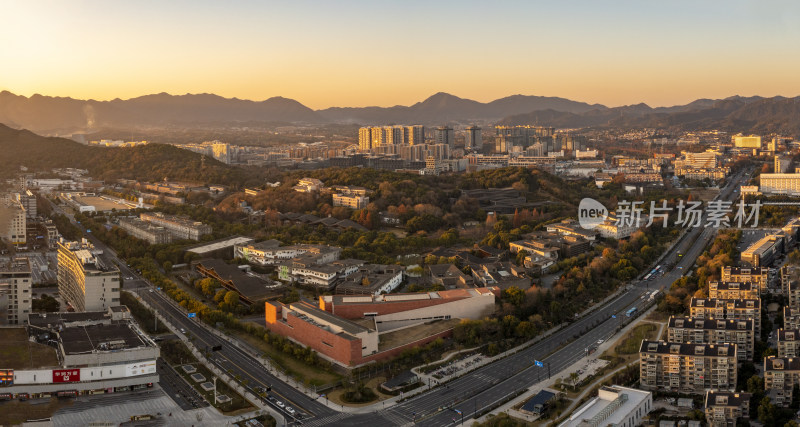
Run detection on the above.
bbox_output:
[156,358,208,411]
[47,168,749,426]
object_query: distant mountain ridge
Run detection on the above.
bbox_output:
[0,90,798,135]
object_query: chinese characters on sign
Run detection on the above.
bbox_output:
[52,369,80,383]
[615,199,761,228]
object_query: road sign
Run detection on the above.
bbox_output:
[187,312,196,318]
[612,315,616,319]
[534,360,544,367]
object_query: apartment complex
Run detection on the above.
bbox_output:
[720,266,768,293]
[778,329,800,358]
[465,126,482,150]
[786,307,800,330]
[57,240,120,312]
[782,265,800,306]
[667,317,754,361]
[639,341,737,394]
[0,257,32,325]
[704,391,751,427]
[358,125,425,150]
[117,217,172,244]
[764,356,800,406]
[139,212,211,241]
[760,173,800,196]
[707,281,759,300]
[0,200,26,246]
[689,298,761,338]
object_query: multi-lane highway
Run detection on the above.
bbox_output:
[49,168,749,426]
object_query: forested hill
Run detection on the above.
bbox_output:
[0,124,248,186]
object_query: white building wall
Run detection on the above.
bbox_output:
[375,292,495,332]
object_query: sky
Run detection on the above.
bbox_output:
[2,0,799,109]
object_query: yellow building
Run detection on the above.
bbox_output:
[733,135,762,149]
[57,241,120,312]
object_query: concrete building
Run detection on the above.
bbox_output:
[778,329,800,358]
[776,155,793,173]
[332,193,369,210]
[336,264,405,296]
[2,306,159,398]
[282,258,364,291]
[0,200,26,246]
[786,307,800,330]
[234,241,340,266]
[292,177,324,193]
[689,298,761,339]
[15,190,37,219]
[733,135,762,149]
[545,219,598,242]
[721,266,768,293]
[139,212,211,241]
[0,257,32,325]
[704,391,751,427]
[676,150,718,169]
[465,126,482,150]
[595,212,648,240]
[741,233,784,267]
[320,287,499,332]
[558,385,652,427]
[639,341,737,394]
[782,265,800,307]
[667,316,754,361]
[434,126,455,149]
[407,125,425,146]
[764,356,800,406]
[708,281,759,300]
[117,217,172,245]
[57,240,120,312]
[760,173,800,196]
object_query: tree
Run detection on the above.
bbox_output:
[223,291,239,307]
[569,372,579,390]
[503,286,526,306]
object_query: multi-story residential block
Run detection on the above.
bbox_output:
[776,155,793,173]
[676,150,719,169]
[689,298,761,339]
[708,281,759,300]
[117,217,172,244]
[778,329,800,358]
[282,259,364,291]
[15,190,37,219]
[639,341,737,394]
[667,316,754,361]
[704,391,751,427]
[782,265,800,306]
[139,212,211,241]
[0,257,32,325]
[721,266,768,293]
[764,356,800,406]
[332,193,369,210]
[57,240,120,312]
[0,200,26,246]
[787,307,800,330]
[675,167,730,180]
[434,126,455,149]
[760,173,800,196]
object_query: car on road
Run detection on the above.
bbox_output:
[149,289,153,293]
[597,339,604,344]
[180,328,186,334]
[276,400,285,408]
[286,407,296,415]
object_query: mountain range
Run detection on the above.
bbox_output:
[1,90,799,135]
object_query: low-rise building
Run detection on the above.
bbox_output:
[427,264,474,289]
[233,241,340,266]
[332,193,369,210]
[778,329,800,358]
[639,341,737,394]
[595,212,648,240]
[117,217,172,245]
[139,212,211,241]
[689,298,761,339]
[741,233,785,267]
[336,265,405,296]
[559,385,652,427]
[667,316,754,361]
[708,281,759,300]
[721,266,768,293]
[704,391,751,427]
[545,219,598,242]
[470,262,529,290]
[281,258,364,291]
[293,177,323,193]
[764,356,800,406]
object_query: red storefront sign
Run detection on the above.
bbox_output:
[52,369,80,383]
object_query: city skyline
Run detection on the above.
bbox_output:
[2,0,800,109]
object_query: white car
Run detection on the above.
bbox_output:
[286,407,296,415]
[180,328,186,334]
[276,401,285,408]
[597,339,604,344]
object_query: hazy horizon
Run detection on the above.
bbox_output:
[2,0,799,109]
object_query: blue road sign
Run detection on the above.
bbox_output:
[611,315,616,319]
[187,312,196,318]
[534,360,544,367]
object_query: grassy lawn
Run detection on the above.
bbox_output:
[0,399,74,425]
[227,329,341,387]
[614,323,658,355]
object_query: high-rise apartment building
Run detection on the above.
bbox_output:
[0,257,32,325]
[764,356,800,406]
[465,126,482,150]
[704,391,752,427]
[57,240,120,312]
[639,341,737,394]
[407,125,425,145]
[667,316,754,361]
[776,155,793,174]
[778,329,800,358]
[435,126,455,149]
[358,127,373,150]
[720,266,768,293]
[0,200,26,246]
[708,281,759,300]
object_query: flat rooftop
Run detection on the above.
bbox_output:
[59,323,151,354]
[28,311,109,328]
[75,196,135,212]
[560,386,651,427]
[290,302,371,337]
[187,236,255,254]
[0,328,59,369]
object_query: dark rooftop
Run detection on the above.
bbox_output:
[28,311,109,328]
[520,390,556,414]
[196,259,276,303]
[59,323,150,354]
